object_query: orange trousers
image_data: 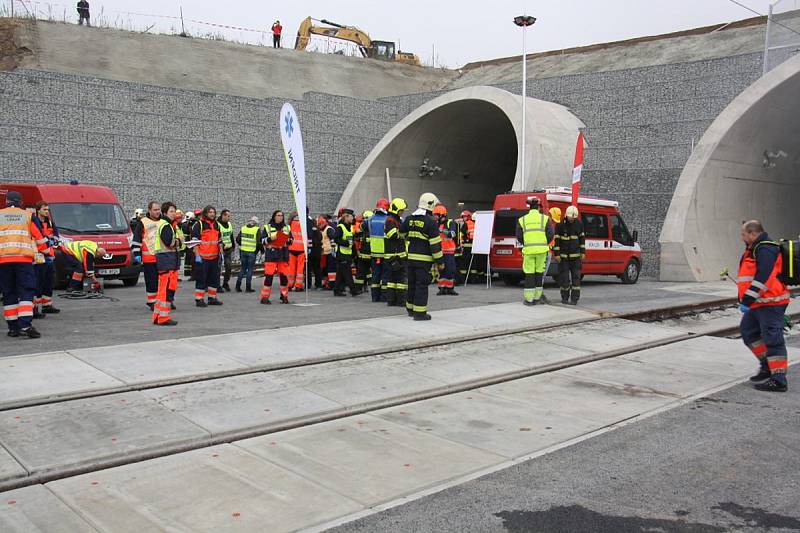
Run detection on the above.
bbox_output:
[261,261,289,300]
[288,252,306,289]
[152,270,178,324]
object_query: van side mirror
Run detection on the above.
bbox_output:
[632,230,638,243]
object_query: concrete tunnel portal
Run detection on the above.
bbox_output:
[338,86,585,214]
[660,52,800,281]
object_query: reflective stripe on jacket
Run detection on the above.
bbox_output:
[402,211,444,264]
[0,208,38,263]
[141,217,160,262]
[289,219,305,253]
[336,223,354,256]
[518,211,550,255]
[218,221,234,249]
[738,238,790,308]
[368,212,387,257]
[154,219,180,271]
[195,219,221,260]
[239,225,259,253]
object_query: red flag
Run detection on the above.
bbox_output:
[571,131,585,206]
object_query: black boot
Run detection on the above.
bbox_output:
[196,300,207,308]
[413,312,432,321]
[19,326,41,339]
[449,287,459,296]
[561,289,570,304]
[33,309,45,319]
[223,283,232,292]
[436,287,446,296]
[749,365,771,383]
[42,305,61,314]
[208,298,223,306]
[235,285,242,293]
[754,377,788,392]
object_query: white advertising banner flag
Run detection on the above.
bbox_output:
[279,103,308,249]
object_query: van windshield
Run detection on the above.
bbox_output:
[493,209,528,237]
[49,202,128,234]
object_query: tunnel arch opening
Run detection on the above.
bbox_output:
[338,86,584,214]
[660,53,800,281]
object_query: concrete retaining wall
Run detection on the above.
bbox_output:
[383,53,766,277]
[0,69,403,222]
[0,51,772,276]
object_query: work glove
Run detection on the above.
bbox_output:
[739,304,750,314]
[133,255,142,265]
[580,254,586,260]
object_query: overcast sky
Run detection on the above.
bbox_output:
[47,0,800,67]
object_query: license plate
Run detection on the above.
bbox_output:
[495,249,513,255]
[97,268,120,275]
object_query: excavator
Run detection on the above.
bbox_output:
[295,17,421,66]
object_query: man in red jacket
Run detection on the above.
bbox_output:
[271,20,282,48]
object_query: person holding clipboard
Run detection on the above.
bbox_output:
[259,210,293,305]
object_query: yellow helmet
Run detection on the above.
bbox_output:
[362,210,374,218]
[389,198,407,214]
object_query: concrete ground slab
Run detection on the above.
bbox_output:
[0,445,26,484]
[1,280,742,358]
[621,336,759,377]
[288,361,448,407]
[143,377,342,436]
[375,391,602,459]
[0,485,97,533]
[522,319,686,353]
[47,444,361,533]
[236,414,504,506]
[0,392,209,476]
[559,342,741,398]
[70,339,249,385]
[381,345,526,386]
[478,372,675,423]
[0,352,124,408]
[489,338,592,367]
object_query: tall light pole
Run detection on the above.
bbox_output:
[514,15,536,188]
[763,0,784,75]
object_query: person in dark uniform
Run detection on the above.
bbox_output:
[402,193,444,321]
[554,205,586,305]
[384,198,407,307]
[333,209,358,297]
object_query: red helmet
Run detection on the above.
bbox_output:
[461,210,472,220]
[433,204,448,216]
[375,198,390,211]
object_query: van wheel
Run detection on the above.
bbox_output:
[620,259,640,284]
[502,274,522,287]
[122,277,139,287]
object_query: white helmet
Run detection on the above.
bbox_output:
[565,205,580,220]
[418,192,439,211]
[134,208,145,217]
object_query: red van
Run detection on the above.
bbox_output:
[491,187,642,285]
[0,182,140,288]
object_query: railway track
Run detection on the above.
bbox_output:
[1,296,786,494]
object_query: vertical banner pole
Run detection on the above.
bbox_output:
[280,103,314,306]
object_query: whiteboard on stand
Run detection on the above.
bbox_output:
[471,210,495,255]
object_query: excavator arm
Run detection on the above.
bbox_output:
[295,17,373,57]
[294,16,419,66]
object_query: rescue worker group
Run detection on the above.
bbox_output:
[0,190,591,337]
